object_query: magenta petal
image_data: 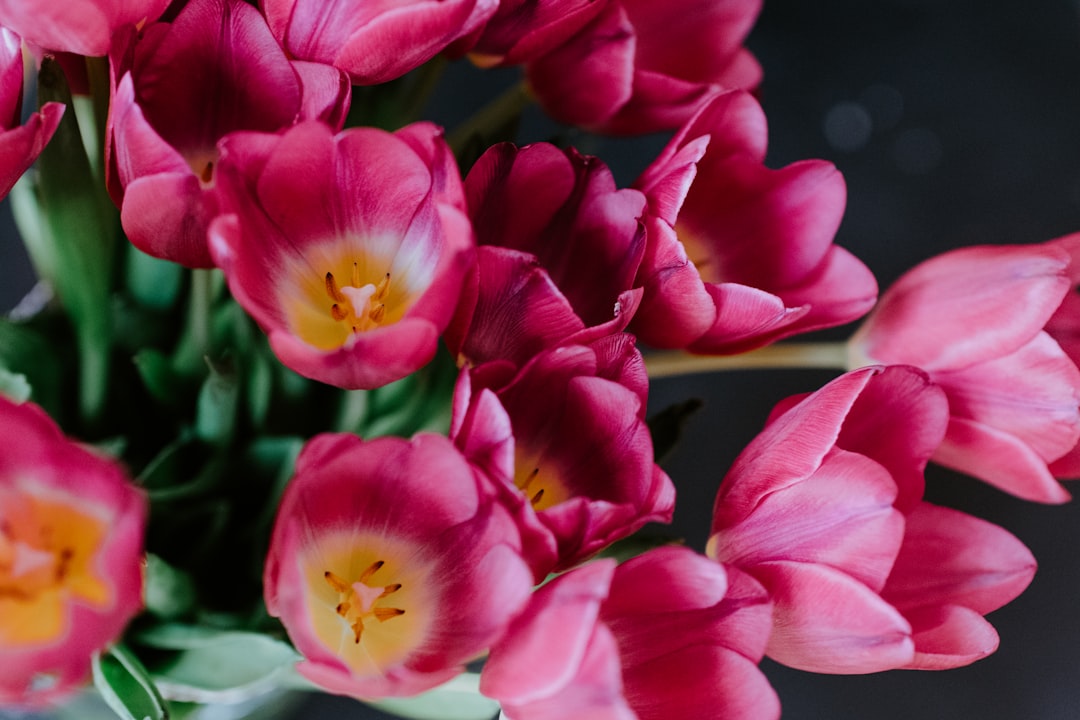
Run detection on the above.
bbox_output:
[525,3,636,128]
[687,281,809,354]
[753,561,914,674]
[854,243,1072,371]
[901,605,1000,670]
[0,103,64,198]
[269,318,440,391]
[121,172,217,268]
[935,416,1072,503]
[621,643,779,720]
[292,60,351,129]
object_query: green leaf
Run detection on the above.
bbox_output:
[647,398,704,464]
[126,246,184,311]
[0,367,31,403]
[134,349,188,407]
[136,626,300,704]
[373,673,499,720]
[92,644,169,720]
[144,554,197,620]
[195,361,239,445]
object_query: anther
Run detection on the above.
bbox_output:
[359,560,384,584]
[324,570,350,594]
[373,608,405,622]
[530,488,545,506]
[325,272,347,303]
[379,583,402,597]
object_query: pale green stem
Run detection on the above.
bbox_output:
[174,269,214,374]
[447,80,532,157]
[645,342,851,379]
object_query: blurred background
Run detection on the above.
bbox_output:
[5,0,1080,718]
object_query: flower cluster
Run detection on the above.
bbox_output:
[0,1,1074,719]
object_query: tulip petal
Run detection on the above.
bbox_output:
[753,561,914,674]
[853,243,1072,371]
[935,416,1071,503]
[901,605,1000,670]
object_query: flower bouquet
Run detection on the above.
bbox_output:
[0,1,1077,719]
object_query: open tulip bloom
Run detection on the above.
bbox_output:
[0,3,1076,720]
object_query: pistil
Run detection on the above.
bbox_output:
[324,560,405,644]
[324,265,393,333]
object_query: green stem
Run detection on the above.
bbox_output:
[645,342,851,379]
[447,80,532,157]
[174,269,214,375]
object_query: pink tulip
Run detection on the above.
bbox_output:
[709,365,1036,672]
[525,0,762,135]
[264,432,533,699]
[464,142,647,330]
[262,0,497,85]
[0,28,63,199]
[106,0,349,267]
[0,398,146,707]
[481,547,778,720]
[849,241,1080,502]
[451,336,672,575]
[631,90,877,353]
[465,0,608,67]
[0,0,170,56]
[209,120,474,390]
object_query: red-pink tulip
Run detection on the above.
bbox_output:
[525,0,762,135]
[849,241,1080,503]
[464,142,647,330]
[465,0,608,67]
[106,0,349,267]
[0,0,170,55]
[0,398,146,707]
[631,90,877,353]
[481,548,778,720]
[450,336,672,575]
[262,0,497,85]
[0,28,63,199]
[209,120,474,390]
[709,365,1036,672]
[264,432,533,699]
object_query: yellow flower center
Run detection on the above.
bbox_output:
[0,487,113,646]
[514,455,569,512]
[304,533,433,675]
[281,242,424,351]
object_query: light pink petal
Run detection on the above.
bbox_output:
[752,561,914,674]
[934,332,1080,466]
[482,560,615,704]
[837,364,948,512]
[934,415,1071,503]
[711,448,903,593]
[711,367,877,528]
[776,244,879,336]
[854,243,1072,371]
[882,503,1036,616]
[901,605,1000,670]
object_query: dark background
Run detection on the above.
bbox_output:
[5,1,1080,718]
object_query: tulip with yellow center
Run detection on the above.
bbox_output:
[210,120,473,390]
[0,399,145,707]
[264,432,532,699]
